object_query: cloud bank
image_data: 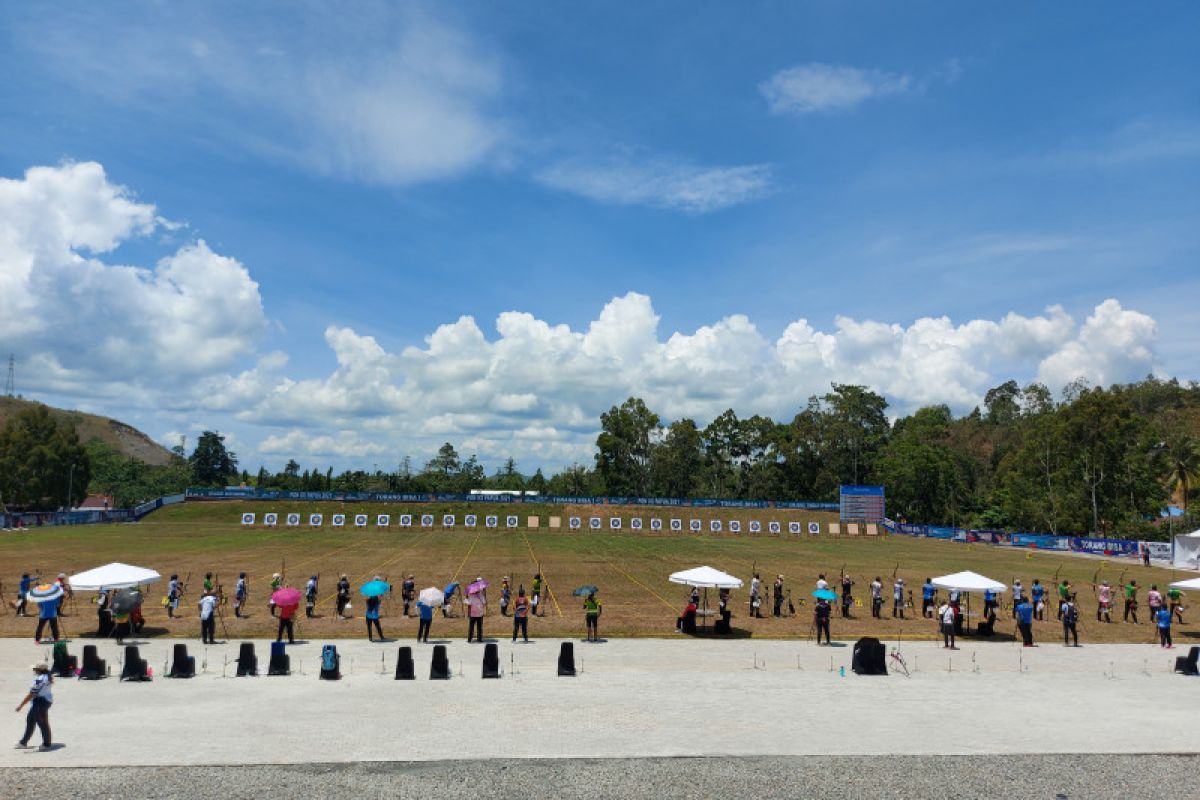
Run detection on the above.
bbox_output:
[760,63,913,114]
[2,162,1164,469]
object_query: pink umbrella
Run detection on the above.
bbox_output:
[467,579,489,595]
[272,587,302,607]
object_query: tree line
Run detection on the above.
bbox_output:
[2,377,1197,541]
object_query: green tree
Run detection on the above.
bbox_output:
[188,431,238,487]
[875,405,964,524]
[1155,434,1200,513]
[595,397,659,496]
[651,418,705,497]
[0,404,90,508]
[822,384,890,486]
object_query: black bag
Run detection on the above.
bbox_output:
[851,637,887,676]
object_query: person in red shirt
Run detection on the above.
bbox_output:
[276,601,297,644]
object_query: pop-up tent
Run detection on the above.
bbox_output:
[1172,529,1200,570]
[669,566,743,630]
[69,562,161,591]
[931,571,1007,593]
[1169,576,1200,591]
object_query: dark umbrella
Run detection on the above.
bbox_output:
[110,589,142,615]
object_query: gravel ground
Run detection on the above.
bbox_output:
[2,754,1196,799]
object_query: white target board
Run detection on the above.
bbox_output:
[730,520,742,533]
[650,518,662,531]
[465,514,477,528]
[789,522,802,534]
[241,512,255,526]
[400,514,413,528]
[442,514,455,528]
[670,518,682,531]
[264,513,278,527]
[749,520,761,533]
[331,514,346,527]
[710,520,723,532]
[486,515,498,529]
[808,522,820,534]
[377,515,390,527]
[506,516,519,529]
[609,517,622,530]
[589,517,601,530]
[286,513,301,527]
[309,514,323,527]
[354,514,368,527]
[631,518,643,530]
[768,521,781,534]
[689,519,701,532]
[421,514,434,527]
[569,516,582,529]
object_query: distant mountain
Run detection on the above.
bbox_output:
[0,396,173,466]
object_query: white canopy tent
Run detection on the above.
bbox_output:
[1169,576,1200,591]
[668,566,744,589]
[668,566,743,631]
[68,562,161,591]
[1172,529,1200,570]
[931,571,1007,593]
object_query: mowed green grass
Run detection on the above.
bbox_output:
[0,501,1192,645]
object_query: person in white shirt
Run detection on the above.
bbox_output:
[815,574,828,591]
[749,574,763,618]
[1012,579,1024,619]
[15,663,53,751]
[892,578,906,619]
[198,591,219,644]
[938,602,957,649]
[870,577,883,618]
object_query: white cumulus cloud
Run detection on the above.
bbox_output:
[0,162,267,399]
[761,63,913,114]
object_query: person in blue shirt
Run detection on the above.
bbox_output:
[1015,598,1035,647]
[983,587,997,618]
[35,594,60,643]
[1031,580,1046,621]
[921,579,935,618]
[416,599,433,642]
[16,573,32,617]
[365,576,384,641]
[1155,606,1173,649]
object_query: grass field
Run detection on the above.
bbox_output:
[0,501,1193,645]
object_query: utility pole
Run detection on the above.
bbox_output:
[67,463,76,511]
[4,354,13,397]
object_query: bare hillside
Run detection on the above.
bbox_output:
[0,396,173,465]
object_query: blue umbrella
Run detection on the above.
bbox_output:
[360,580,390,597]
[443,581,460,598]
[812,589,837,601]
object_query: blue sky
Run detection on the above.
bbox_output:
[1,2,1198,474]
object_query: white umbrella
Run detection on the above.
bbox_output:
[668,566,744,589]
[418,586,445,606]
[931,571,1007,593]
[68,562,161,591]
[1169,576,1200,590]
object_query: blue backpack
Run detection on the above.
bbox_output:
[321,645,338,674]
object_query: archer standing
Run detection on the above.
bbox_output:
[1167,585,1184,624]
[234,573,247,618]
[892,576,905,619]
[773,575,784,617]
[1012,578,1025,619]
[1031,579,1045,621]
[531,573,543,617]
[198,590,218,645]
[871,577,883,619]
[14,663,53,751]
[921,578,935,618]
[305,575,318,619]
[938,600,956,649]
[268,573,282,617]
[584,591,601,641]
[1061,594,1080,647]
[1016,595,1035,647]
[336,574,351,619]
[813,596,831,645]
[402,575,416,617]
[840,574,853,618]
[1147,584,1164,622]
[166,574,181,619]
[1123,579,1139,624]
[1095,580,1113,623]
[512,587,529,642]
[1155,604,1174,649]
[16,573,32,617]
[416,597,433,642]
[365,582,384,642]
[749,573,762,618]
[466,588,486,642]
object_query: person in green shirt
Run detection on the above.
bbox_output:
[203,573,214,593]
[269,572,283,618]
[584,592,602,642]
[531,573,543,617]
[1123,579,1139,624]
[1168,586,1184,624]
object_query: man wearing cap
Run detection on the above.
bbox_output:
[14,663,54,751]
